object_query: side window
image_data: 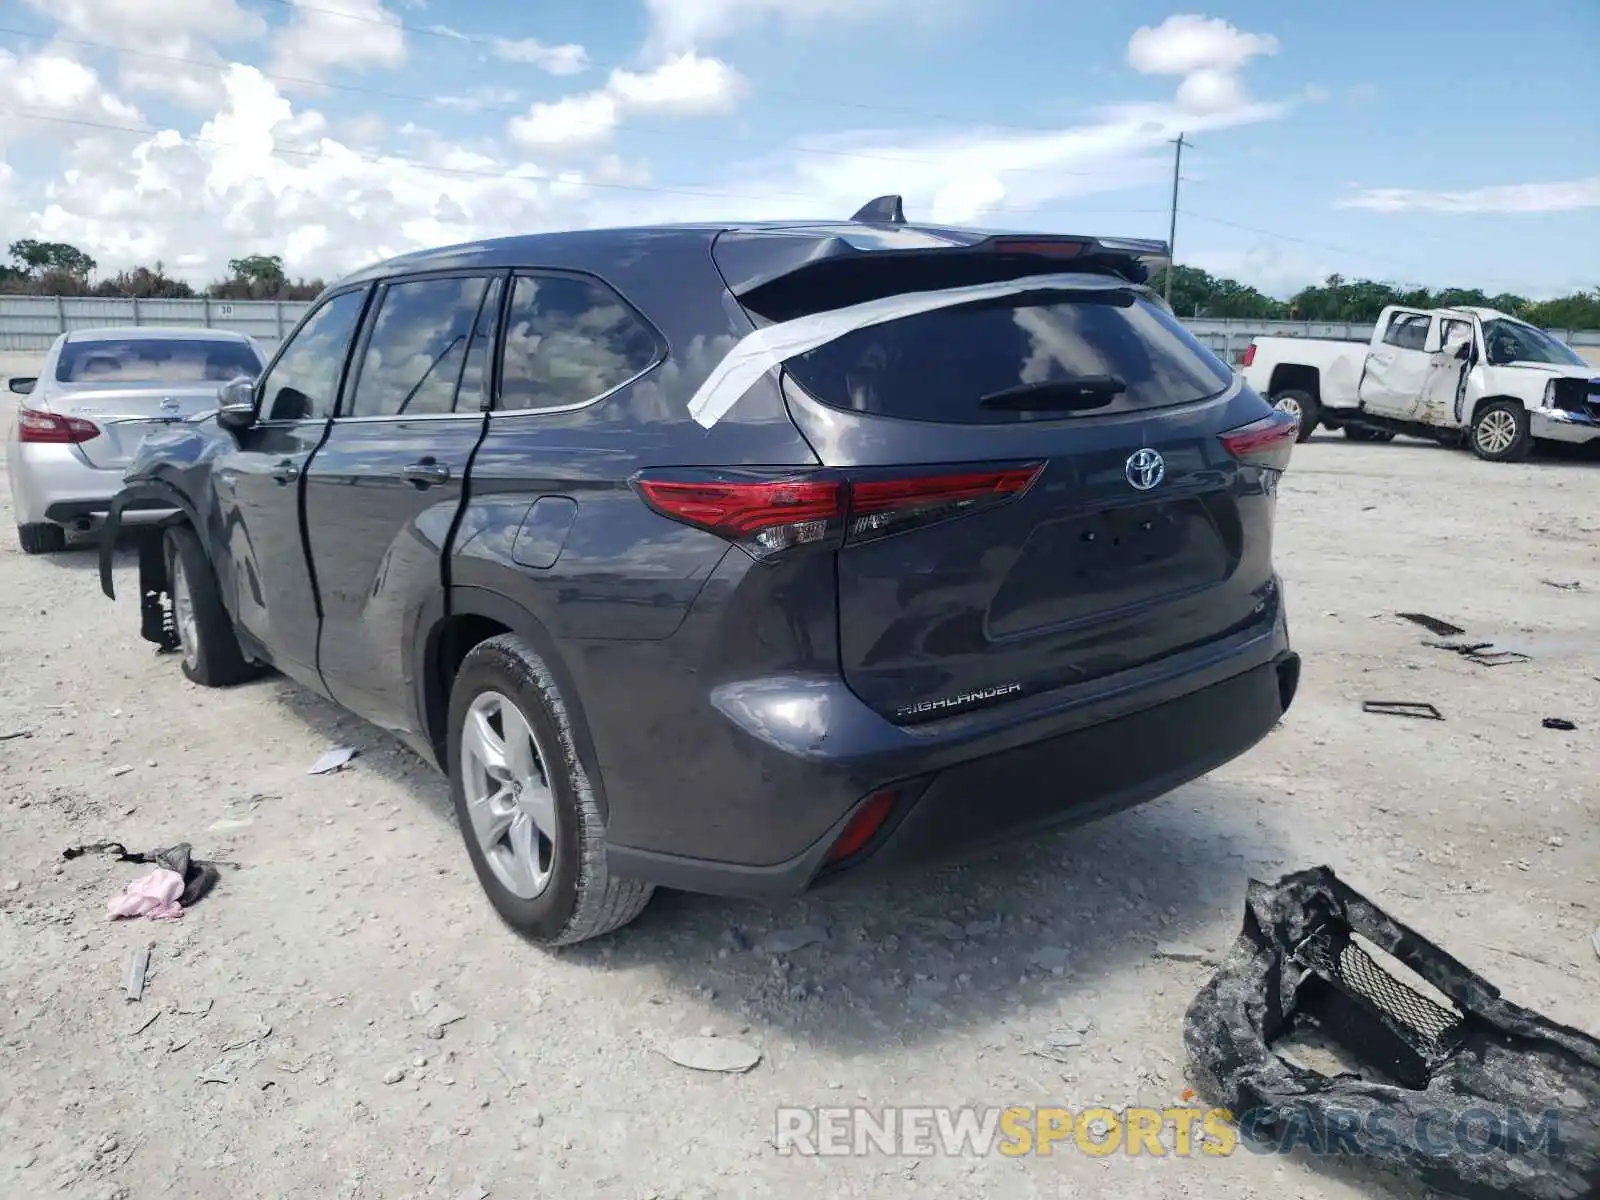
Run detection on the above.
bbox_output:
[454,277,503,413]
[260,289,368,422]
[262,288,368,422]
[1382,312,1431,353]
[498,274,659,412]
[1438,319,1472,352]
[348,276,491,418]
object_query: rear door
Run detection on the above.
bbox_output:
[45,336,264,470]
[1358,310,1434,418]
[302,271,503,733]
[768,279,1282,722]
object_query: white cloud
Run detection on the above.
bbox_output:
[1127,14,1279,76]
[1337,178,1600,214]
[492,38,590,75]
[24,0,265,109]
[269,0,406,86]
[607,53,745,116]
[0,47,144,147]
[507,53,744,152]
[433,87,522,113]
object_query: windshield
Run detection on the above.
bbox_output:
[56,338,263,384]
[1481,319,1586,368]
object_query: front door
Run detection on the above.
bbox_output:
[1359,309,1435,419]
[1418,317,1474,426]
[303,272,503,733]
[212,286,371,684]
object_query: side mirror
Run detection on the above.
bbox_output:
[216,376,257,431]
[8,377,37,395]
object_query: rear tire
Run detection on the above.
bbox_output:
[164,525,258,686]
[1469,401,1533,463]
[17,522,67,555]
[1271,390,1319,443]
[447,634,653,946]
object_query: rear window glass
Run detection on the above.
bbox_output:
[782,294,1234,424]
[56,339,262,384]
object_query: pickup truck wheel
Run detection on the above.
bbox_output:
[447,634,653,947]
[17,522,67,555]
[1470,401,1533,463]
[1271,390,1319,442]
[163,525,259,686]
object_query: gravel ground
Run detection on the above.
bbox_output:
[2,365,1596,1200]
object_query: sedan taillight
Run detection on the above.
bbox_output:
[17,407,101,444]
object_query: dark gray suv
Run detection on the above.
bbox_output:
[102,200,1300,945]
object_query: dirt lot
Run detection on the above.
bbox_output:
[1,366,1596,1200]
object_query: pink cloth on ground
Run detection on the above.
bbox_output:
[107,867,186,920]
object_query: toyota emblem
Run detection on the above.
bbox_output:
[1124,448,1165,491]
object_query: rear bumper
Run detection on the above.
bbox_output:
[607,644,1299,899]
[5,439,157,526]
[1531,407,1600,445]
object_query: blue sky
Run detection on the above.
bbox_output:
[0,0,1595,296]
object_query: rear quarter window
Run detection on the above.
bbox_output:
[782,293,1234,424]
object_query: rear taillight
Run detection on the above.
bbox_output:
[17,407,101,444]
[1220,411,1297,472]
[632,463,1043,559]
[1241,342,1257,368]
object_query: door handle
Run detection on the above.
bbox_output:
[402,458,451,489]
[271,459,299,485]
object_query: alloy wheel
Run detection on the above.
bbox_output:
[459,690,559,900]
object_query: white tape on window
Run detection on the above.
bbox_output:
[686,272,1132,429]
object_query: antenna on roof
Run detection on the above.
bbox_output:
[850,195,906,225]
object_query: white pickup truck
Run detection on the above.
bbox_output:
[1238,305,1600,462]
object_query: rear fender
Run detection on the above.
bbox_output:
[418,583,611,822]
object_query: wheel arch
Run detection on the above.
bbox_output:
[415,585,611,822]
[1267,363,1322,405]
[1468,393,1528,428]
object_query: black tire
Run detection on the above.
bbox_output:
[447,633,652,946]
[17,522,67,554]
[163,525,258,686]
[1271,390,1319,443]
[1469,401,1533,463]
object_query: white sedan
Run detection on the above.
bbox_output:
[6,326,266,553]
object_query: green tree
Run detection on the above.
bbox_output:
[226,254,287,290]
[8,238,96,279]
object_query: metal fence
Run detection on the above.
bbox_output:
[3,295,1599,366]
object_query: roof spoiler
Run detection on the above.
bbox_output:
[972,234,1170,285]
[849,194,906,224]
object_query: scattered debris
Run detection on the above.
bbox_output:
[662,1036,762,1074]
[65,842,228,910]
[758,925,829,955]
[1395,611,1465,637]
[124,943,152,1002]
[308,747,358,775]
[1185,866,1600,1200]
[1421,639,1493,655]
[1542,718,1577,732]
[107,765,134,778]
[1028,946,1072,972]
[1541,579,1583,591]
[108,869,186,921]
[1362,700,1443,721]
[1464,648,1530,667]
[128,1010,162,1036]
[425,1004,468,1040]
[1154,942,1217,964]
[221,1021,272,1053]
[0,727,33,741]
[176,998,213,1017]
[1591,930,1600,963]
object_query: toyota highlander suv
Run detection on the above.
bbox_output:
[101,199,1300,946]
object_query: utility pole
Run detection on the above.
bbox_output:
[1165,132,1186,307]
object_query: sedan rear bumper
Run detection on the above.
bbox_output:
[6,440,129,526]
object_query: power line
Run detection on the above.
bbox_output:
[249,0,1083,134]
[0,104,1166,225]
[0,24,1122,179]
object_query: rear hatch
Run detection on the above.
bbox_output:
[726,239,1286,723]
[51,384,228,469]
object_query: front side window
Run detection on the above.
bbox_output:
[260,289,368,421]
[348,276,492,418]
[1382,312,1431,352]
[1483,318,1586,367]
[56,338,262,384]
[498,274,660,412]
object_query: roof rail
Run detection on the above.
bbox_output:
[849,195,906,225]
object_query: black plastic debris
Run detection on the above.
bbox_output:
[1466,648,1532,668]
[1363,700,1444,721]
[63,841,230,907]
[1542,718,1577,732]
[1397,612,1467,637]
[1185,867,1600,1200]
